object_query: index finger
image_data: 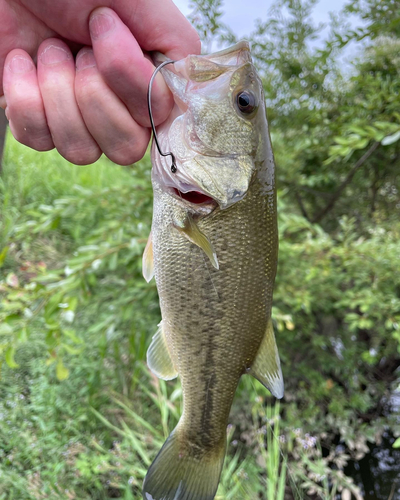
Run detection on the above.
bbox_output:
[89,7,174,128]
[4,0,201,60]
[112,0,201,59]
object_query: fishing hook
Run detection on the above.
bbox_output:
[147,60,177,173]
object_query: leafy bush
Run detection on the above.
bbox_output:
[1,0,400,498]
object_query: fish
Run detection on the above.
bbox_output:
[142,41,283,500]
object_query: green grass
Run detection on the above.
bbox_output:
[0,133,133,251]
[1,136,286,500]
[0,136,365,500]
[1,132,131,206]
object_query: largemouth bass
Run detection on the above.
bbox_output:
[142,41,283,500]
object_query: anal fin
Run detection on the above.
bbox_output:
[147,322,178,381]
[249,319,284,399]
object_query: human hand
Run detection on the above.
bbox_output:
[1,0,200,165]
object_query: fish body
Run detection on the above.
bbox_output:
[142,41,283,500]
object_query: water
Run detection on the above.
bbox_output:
[346,432,400,500]
[346,391,400,500]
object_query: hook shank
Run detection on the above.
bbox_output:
[147,60,177,173]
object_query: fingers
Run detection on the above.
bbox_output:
[3,38,153,166]
[75,47,150,165]
[0,0,56,96]
[9,0,201,61]
[37,39,101,164]
[114,0,201,59]
[89,7,173,128]
[3,49,54,151]
[2,0,201,164]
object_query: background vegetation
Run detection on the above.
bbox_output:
[0,0,399,498]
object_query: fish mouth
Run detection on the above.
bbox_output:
[172,188,218,207]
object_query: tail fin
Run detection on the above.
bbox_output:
[142,428,226,500]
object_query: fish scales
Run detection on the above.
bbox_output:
[152,175,277,446]
[142,41,283,500]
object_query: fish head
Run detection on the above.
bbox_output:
[151,41,270,212]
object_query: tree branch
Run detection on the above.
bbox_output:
[282,181,332,198]
[312,141,380,224]
[295,191,311,221]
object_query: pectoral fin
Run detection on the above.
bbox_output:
[142,231,154,283]
[147,322,178,381]
[249,319,284,399]
[174,217,219,270]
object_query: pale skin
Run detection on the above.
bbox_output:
[0,0,200,165]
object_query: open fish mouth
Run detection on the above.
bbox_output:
[172,187,218,207]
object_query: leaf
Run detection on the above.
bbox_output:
[0,246,9,268]
[61,343,83,355]
[44,291,64,322]
[381,130,400,146]
[68,296,78,312]
[45,354,57,366]
[286,320,295,331]
[56,358,69,380]
[18,327,28,343]
[0,323,13,336]
[63,329,83,344]
[348,126,368,137]
[109,251,118,271]
[354,138,369,150]
[6,273,19,288]
[5,346,19,368]
[393,437,400,449]
[334,136,352,146]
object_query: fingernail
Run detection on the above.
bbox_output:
[89,13,115,39]
[76,49,96,71]
[8,55,34,74]
[40,45,70,65]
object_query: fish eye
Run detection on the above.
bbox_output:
[236,91,256,114]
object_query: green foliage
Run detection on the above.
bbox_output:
[0,140,157,382]
[1,0,400,498]
[188,0,235,51]
[0,140,296,499]
[241,0,400,230]
[345,0,400,39]
[274,208,400,448]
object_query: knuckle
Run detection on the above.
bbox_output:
[150,102,171,127]
[75,76,104,106]
[106,138,148,166]
[59,144,101,165]
[10,120,53,152]
[27,135,54,152]
[99,56,127,81]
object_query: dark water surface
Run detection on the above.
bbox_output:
[346,391,400,500]
[346,432,400,500]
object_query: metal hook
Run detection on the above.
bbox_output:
[147,60,177,173]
